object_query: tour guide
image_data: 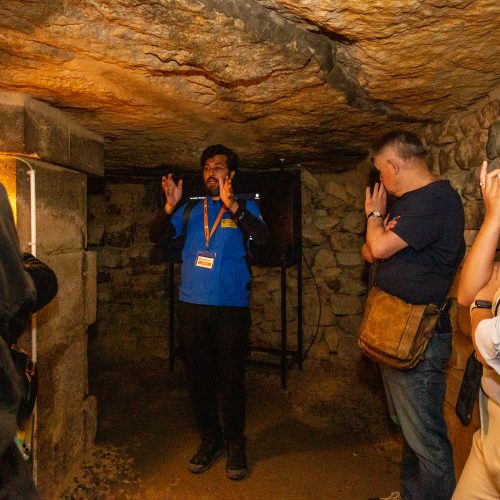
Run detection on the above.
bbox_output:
[150,144,268,480]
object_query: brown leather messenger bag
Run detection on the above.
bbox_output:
[358,287,447,370]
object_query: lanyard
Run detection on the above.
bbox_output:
[204,197,226,249]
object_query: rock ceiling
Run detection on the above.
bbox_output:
[0,0,499,171]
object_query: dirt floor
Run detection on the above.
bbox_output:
[59,358,401,500]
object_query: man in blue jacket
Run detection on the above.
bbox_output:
[151,144,268,480]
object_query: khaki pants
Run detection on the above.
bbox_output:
[453,390,500,499]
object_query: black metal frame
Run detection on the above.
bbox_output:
[248,253,302,389]
[168,261,176,372]
[247,170,302,389]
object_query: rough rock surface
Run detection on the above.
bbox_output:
[262,1,500,116]
[0,0,498,171]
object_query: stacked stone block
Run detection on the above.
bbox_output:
[248,166,368,366]
[88,181,169,363]
[89,167,370,371]
[0,91,102,499]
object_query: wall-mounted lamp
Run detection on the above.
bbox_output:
[0,155,18,220]
[0,151,39,226]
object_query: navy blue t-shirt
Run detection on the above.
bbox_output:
[377,180,465,330]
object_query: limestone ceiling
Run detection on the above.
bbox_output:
[0,0,498,171]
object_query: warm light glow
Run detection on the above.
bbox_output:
[0,157,17,221]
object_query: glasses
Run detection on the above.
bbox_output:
[203,165,227,173]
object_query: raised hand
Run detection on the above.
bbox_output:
[480,161,500,222]
[457,161,500,306]
[219,175,238,213]
[365,182,387,217]
[161,174,183,214]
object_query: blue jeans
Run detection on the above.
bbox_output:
[381,333,455,500]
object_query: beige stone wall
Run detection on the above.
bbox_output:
[16,161,97,499]
[0,92,102,499]
[423,93,500,476]
[249,166,369,367]
[88,181,169,363]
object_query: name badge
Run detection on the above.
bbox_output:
[196,251,216,269]
[221,218,237,229]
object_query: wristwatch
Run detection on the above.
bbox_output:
[367,210,383,219]
[469,299,493,314]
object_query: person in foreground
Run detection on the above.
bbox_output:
[362,131,465,500]
[454,160,500,499]
[150,144,268,480]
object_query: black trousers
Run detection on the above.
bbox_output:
[177,302,250,442]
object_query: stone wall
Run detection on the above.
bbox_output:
[0,91,102,499]
[422,90,499,475]
[249,167,368,367]
[16,162,97,498]
[88,180,169,363]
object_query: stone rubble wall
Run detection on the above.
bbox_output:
[88,181,169,363]
[87,89,499,481]
[249,166,369,367]
[422,92,499,476]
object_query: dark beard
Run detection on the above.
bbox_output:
[205,179,219,197]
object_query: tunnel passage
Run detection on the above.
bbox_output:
[1,82,499,500]
[0,0,499,497]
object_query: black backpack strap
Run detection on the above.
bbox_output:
[236,198,248,241]
[180,199,199,244]
[237,198,246,212]
[234,199,255,262]
[180,197,247,247]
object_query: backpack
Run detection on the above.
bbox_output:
[162,199,198,263]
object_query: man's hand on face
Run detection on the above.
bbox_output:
[219,174,238,213]
[162,174,183,214]
[365,182,387,217]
